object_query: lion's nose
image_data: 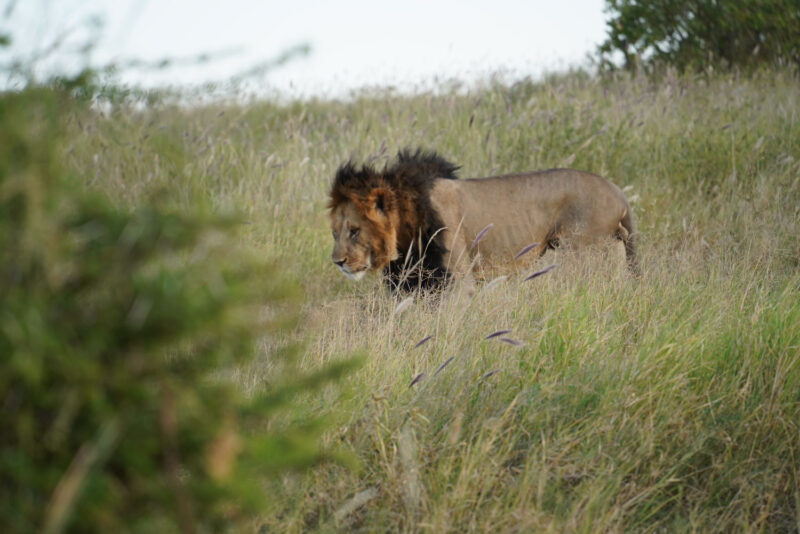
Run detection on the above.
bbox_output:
[333,259,346,267]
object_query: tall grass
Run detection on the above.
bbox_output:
[66,68,799,532]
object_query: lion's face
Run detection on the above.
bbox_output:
[329,193,398,281]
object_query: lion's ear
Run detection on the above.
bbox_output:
[371,189,393,215]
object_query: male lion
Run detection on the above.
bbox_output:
[328,149,637,292]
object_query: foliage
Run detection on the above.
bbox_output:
[598,0,800,72]
[0,87,359,533]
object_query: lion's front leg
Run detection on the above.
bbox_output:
[441,229,476,298]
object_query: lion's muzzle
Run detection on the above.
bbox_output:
[332,255,369,281]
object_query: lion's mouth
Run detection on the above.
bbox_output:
[337,259,370,281]
[344,269,366,281]
[339,266,367,281]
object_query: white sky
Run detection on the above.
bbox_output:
[2,0,610,97]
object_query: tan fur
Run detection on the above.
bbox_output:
[429,169,638,279]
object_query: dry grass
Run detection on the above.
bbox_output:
[66,67,800,532]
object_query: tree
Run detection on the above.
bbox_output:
[598,0,800,71]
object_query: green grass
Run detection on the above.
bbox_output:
[65,68,799,532]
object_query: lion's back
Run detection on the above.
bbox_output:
[432,169,633,256]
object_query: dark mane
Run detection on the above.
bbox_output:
[329,148,458,207]
[328,161,384,209]
[384,149,459,292]
[390,148,460,183]
[329,148,460,292]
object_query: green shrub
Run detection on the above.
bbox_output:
[0,87,358,533]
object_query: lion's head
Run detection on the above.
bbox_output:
[328,163,400,280]
[327,149,459,285]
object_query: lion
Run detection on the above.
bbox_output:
[328,149,637,292]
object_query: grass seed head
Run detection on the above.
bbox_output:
[514,242,540,260]
[434,355,455,375]
[471,223,494,248]
[409,372,424,387]
[481,369,501,380]
[524,264,557,281]
[411,335,433,350]
[485,329,511,340]
[394,296,414,315]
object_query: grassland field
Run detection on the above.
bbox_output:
[65,68,800,532]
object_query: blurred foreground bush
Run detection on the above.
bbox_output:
[0,88,357,533]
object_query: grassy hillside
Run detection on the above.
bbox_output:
[66,68,799,532]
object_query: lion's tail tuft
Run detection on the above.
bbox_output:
[618,208,639,277]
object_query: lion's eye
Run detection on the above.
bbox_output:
[349,228,359,241]
[332,230,338,239]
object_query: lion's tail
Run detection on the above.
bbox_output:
[618,207,640,277]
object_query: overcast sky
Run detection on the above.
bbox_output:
[2,0,610,97]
